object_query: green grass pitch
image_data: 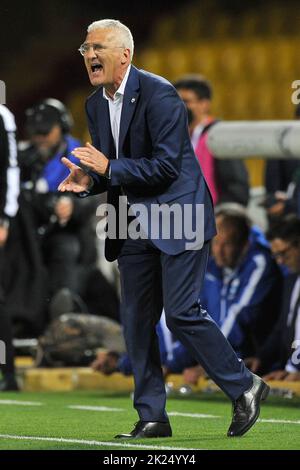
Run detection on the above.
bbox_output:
[0,390,299,450]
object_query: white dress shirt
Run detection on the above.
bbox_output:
[83,65,131,192]
[103,65,131,158]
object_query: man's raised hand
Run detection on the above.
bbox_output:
[58,157,92,193]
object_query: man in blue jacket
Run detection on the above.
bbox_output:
[201,206,282,358]
[59,19,269,439]
[246,215,300,381]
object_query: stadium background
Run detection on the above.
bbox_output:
[1,0,300,186]
[1,0,300,451]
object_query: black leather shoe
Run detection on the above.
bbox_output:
[227,374,270,437]
[115,421,172,439]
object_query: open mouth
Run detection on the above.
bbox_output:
[91,63,103,74]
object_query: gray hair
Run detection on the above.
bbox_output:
[87,19,134,60]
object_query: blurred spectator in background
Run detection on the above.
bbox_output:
[20,98,97,295]
[174,75,249,206]
[264,104,300,224]
[0,104,20,390]
[36,312,126,367]
[246,216,300,381]
[202,206,282,357]
[8,98,102,336]
[183,205,282,385]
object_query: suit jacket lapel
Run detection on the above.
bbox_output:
[118,66,140,157]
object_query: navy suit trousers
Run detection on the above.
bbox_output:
[118,238,253,422]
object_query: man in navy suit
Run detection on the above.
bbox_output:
[59,19,269,439]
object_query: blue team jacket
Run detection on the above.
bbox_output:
[200,227,282,356]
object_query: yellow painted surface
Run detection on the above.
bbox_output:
[21,368,300,396]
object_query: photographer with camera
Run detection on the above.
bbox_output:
[17,99,98,329]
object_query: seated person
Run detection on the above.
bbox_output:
[200,205,282,359]
[246,215,300,381]
[182,206,283,385]
[264,104,300,225]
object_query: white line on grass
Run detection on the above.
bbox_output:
[0,434,200,450]
[168,414,300,425]
[68,406,219,419]
[259,419,300,425]
[68,405,124,412]
[0,400,43,406]
[169,413,300,425]
[169,412,220,419]
[67,407,300,424]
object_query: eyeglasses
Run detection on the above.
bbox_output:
[78,43,124,56]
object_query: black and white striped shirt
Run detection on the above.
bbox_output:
[0,105,19,223]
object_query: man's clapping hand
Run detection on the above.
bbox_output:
[71,142,109,176]
[58,157,92,193]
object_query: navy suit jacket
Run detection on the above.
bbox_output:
[85,65,216,261]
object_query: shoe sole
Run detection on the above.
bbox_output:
[228,383,270,437]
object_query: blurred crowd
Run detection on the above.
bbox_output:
[0,73,300,392]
